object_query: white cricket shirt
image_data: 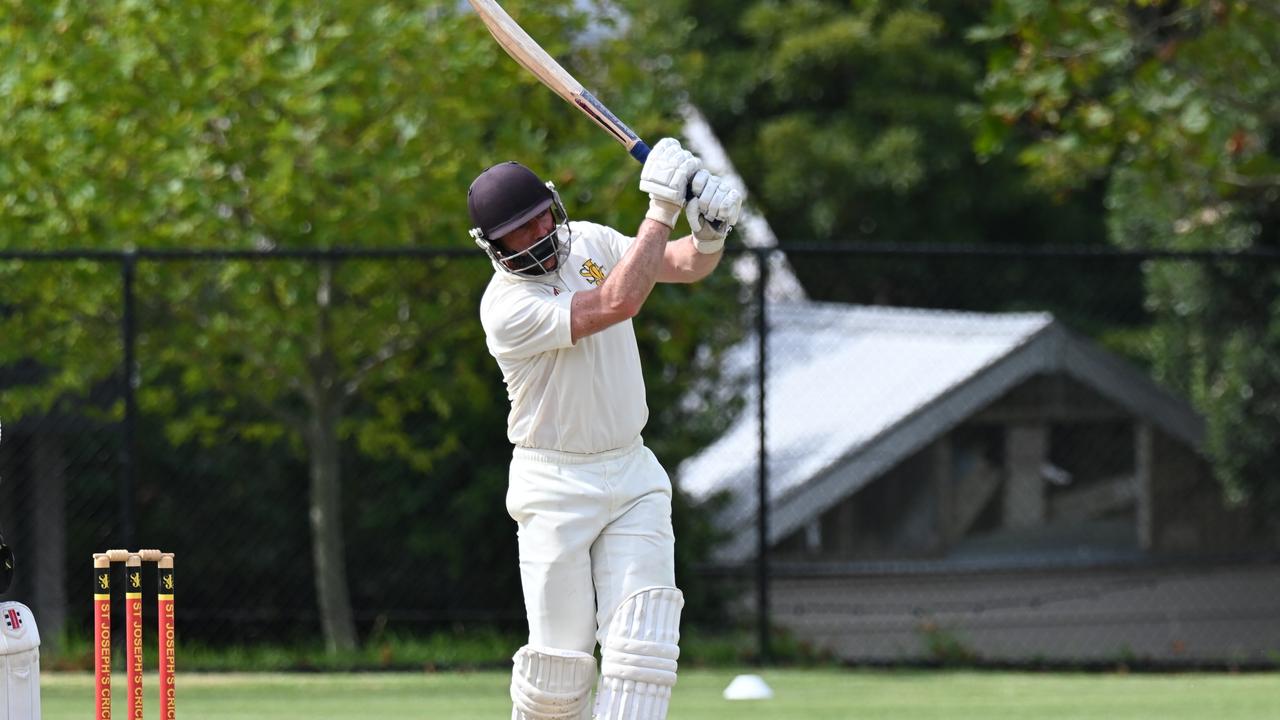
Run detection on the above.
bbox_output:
[480,221,648,454]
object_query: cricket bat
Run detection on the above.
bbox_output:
[466,0,655,163]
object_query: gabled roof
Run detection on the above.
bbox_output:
[677,302,1205,565]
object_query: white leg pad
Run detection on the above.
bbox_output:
[595,586,684,720]
[0,602,41,720]
[511,645,597,720]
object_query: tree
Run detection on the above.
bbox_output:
[971,0,1280,519]
[1,0,741,651]
[668,0,1126,315]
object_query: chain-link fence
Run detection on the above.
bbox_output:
[689,245,1280,668]
[1,245,1277,667]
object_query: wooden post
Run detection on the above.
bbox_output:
[1136,423,1154,551]
[1003,424,1048,529]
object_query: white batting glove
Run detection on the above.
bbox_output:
[639,138,701,228]
[685,170,742,254]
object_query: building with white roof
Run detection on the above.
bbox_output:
[680,106,1277,666]
[678,301,1233,567]
[675,301,1279,664]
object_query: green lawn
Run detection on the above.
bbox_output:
[41,669,1280,719]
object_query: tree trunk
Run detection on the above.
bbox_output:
[305,405,358,653]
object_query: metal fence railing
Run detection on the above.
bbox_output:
[1,245,1277,667]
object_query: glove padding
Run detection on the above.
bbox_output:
[640,138,701,228]
[685,170,743,254]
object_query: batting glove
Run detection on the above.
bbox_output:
[639,138,701,228]
[685,170,742,253]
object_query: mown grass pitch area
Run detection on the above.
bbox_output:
[41,668,1280,719]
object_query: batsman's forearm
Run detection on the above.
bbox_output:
[600,218,672,317]
[658,235,722,283]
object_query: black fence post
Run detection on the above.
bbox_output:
[755,248,771,665]
[119,251,137,551]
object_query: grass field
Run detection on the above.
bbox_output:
[41,668,1280,719]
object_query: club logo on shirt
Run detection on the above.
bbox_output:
[579,258,607,286]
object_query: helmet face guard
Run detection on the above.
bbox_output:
[471,182,572,278]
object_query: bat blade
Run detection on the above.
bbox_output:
[467,0,722,229]
[467,0,651,162]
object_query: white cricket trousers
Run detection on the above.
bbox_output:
[506,437,675,655]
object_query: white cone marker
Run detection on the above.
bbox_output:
[723,674,774,700]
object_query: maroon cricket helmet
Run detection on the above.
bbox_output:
[467,161,571,277]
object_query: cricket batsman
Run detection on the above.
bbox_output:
[1,432,43,719]
[468,138,741,720]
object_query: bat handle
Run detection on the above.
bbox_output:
[631,139,725,232]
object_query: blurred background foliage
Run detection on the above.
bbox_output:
[671,0,1132,321]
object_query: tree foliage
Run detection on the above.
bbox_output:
[680,0,1118,245]
[669,0,1132,322]
[972,0,1280,518]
